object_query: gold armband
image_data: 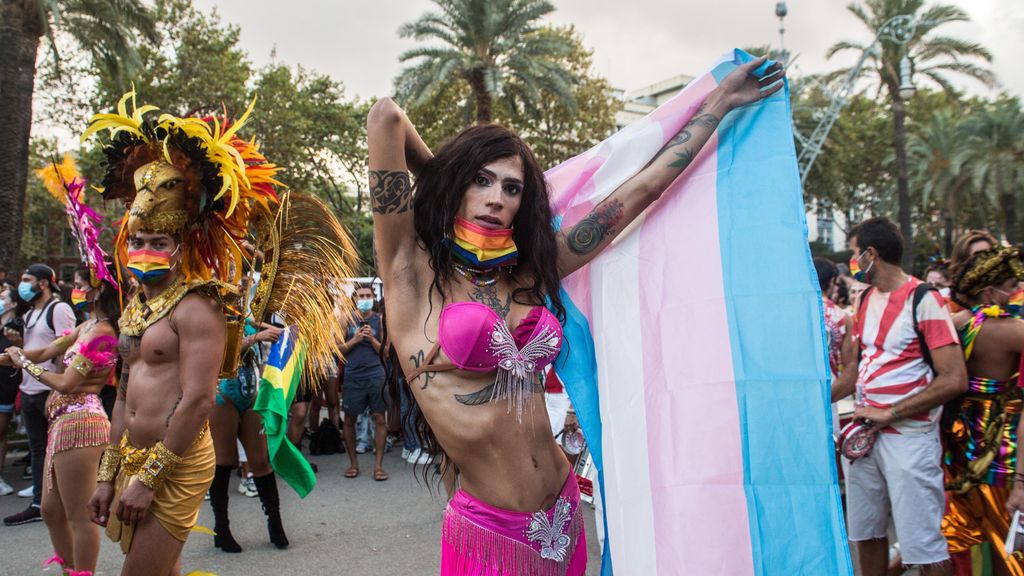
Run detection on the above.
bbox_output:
[69,354,95,378]
[51,333,75,352]
[136,442,183,491]
[97,445,121,483]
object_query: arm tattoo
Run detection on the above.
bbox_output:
[118,369,129,399]
[468,284,512,318]
[165,394,182,427]
[566,199,625,256]
[369,170,413,214]
[455,375,544,406]
[409,349,436,390]
[648,103,720,171]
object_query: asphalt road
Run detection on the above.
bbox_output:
[0,445,601,576]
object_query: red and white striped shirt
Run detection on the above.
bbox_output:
[855,277,959,434]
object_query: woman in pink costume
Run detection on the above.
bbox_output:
[3,265,120,576]
[367,57,783,574]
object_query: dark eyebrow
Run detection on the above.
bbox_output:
[478,167,523,186]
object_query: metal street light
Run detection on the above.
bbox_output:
[898,55,916,100]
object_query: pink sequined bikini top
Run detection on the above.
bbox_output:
[408,302,563,420]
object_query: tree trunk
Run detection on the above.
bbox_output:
[0,2,42,276]
[467,68,492,124]
[890,94,914,271]
[1004,194,1017,246]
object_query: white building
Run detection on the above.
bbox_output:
[614,75,848,253]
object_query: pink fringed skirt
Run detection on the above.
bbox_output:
[45,393,109,492]
[440,472,587,576]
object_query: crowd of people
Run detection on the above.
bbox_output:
[4,49,1022,576]
[822,218,1024,576]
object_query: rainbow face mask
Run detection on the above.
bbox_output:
[126,248,176,284]
[445,217,518,269]
[71,289,88,310]
[1007,288,1023,318]
[850,253,872,283]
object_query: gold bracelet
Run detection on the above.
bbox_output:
[136,441,183,491]
[22,358,46,379]
[69,353,95,378]
[97,445,121,483]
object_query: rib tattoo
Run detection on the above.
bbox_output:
[566,199,625,255]
[456,376,544,407]
[410,349,436,390]
[369,170,413,214]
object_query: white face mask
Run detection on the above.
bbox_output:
[356,298,374,312]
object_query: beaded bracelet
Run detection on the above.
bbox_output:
[97,445,121,483]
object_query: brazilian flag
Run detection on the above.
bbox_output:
[253,326,316,497]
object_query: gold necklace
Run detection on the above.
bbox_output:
[119,277,199,336]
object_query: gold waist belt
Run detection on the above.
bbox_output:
[118,422,209,476]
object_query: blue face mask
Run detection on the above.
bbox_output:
[356,299,374,312]
[18,282,38,303]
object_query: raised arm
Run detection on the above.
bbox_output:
[366,98,433,280]
[556,57,784,278]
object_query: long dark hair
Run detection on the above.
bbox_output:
[76,265,123,333]
[412,124,566,321]
[386,125,568,492]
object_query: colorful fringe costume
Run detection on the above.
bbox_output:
[441,472,587,576]
[943,305,1024,575]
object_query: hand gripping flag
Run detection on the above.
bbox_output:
[254,326,316,497]
[548,50,852,575]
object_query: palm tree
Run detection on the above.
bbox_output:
[395,0,577,124]
[827,0,994,269]
[0,0,157,274]
[964,97,1024,244]
[907,108,973,255]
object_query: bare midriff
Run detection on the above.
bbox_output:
[120,315,186,449]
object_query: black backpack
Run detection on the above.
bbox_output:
[309,418,343,455]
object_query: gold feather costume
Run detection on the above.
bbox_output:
[83,89,359,554]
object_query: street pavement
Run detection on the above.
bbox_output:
[0,446,601,575]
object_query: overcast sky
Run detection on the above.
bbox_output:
[191,0,1022,101]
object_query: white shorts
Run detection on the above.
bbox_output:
[846,427,948,565]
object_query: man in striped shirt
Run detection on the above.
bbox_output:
[831,217,967,576]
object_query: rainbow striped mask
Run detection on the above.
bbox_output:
[126,249,175,284]
[446,217,518,269]
[71,289,88,310]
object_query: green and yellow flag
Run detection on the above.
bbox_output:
[253,326,316,497]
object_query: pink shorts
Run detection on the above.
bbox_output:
[441,472,587,576]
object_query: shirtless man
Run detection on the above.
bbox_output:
[88,180,225,576]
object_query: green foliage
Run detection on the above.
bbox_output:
[405,25,620,169]
[30,0,158,85]
[798,88,892,229]
[396,0,577,123]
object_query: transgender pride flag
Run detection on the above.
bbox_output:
[547,50,852,575]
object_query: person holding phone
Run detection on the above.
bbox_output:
[338,284,386,481]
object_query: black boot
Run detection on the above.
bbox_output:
[209,465,242,553]
[253,472,289,549]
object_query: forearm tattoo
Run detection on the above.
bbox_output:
[456,376,544,406]
[468,285,512,319]
[410,349,436,390]
[369,170,413,214]
[566,199,625,256]
[649,103,720,171]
